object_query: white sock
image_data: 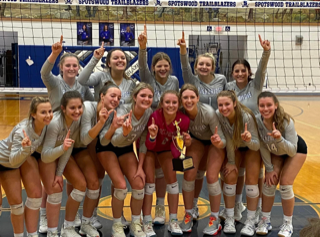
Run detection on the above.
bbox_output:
[247,210,256,219]
[211,212,219,218]
[27,231,37,236]
[143,215,152,223]
[283,215,293,225]
[262,211,271,221]
[14,233,23,237]
[132,215,140,222]
[47,227,58,232]
[82,215,91,224]
[113,217,121,224]
[235,194,242,203]
[226,208,234,218]
[40,207,46,216]
[64,220,74,228]
[185,209,193,214]
[169,213,177,221]
[258,198,262,208]
[193,198,198,207]
[156,197,165,206]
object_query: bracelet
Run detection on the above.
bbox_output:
[149,134,156,142]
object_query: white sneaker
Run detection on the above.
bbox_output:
[27,234,38,237]
[111,222,126,237]
[234,202,246,221]
[168,219,183,236]
[192,206,199,220]
[218,208,227,221]
[240,218,256,236]
[47,230,59,237]
[61,226,81,237]
[74,212,81,228]
[79,223,100,236]
[130,219,146,237]
[254,206,262,225]
[153,205,165,225]
[121,215,129,228]
[39,214,48,233]
[91,209,102,229]
[223,217,236,234]
[278,222,293,237]
[143,221,156,237]
[256,217,272,235]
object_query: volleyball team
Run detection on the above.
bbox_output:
[0,26,307,237]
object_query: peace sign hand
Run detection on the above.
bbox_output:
[138,24,147,49]
[267,122,281,139]
[148,117,158,138]
[21,129,31,147]
[258,34,271,51]
[63,130,74,151]
[123,110,133,136]
[211,126,222,147]
[52,35,63,56]
[111,110,128,130]
[241,123,252,142]
[94,42,105,60]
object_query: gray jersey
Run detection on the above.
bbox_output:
[111,104,152,154]
[41,112,82,176]
[216,110,260,164]
[256,115,298,172]
[0,120,47,168]
[99,112,114,147]
[225,50,270,115]
[80,101,98,146]
[139,49,179,110]
[180,53,226,110]
[40,60,94,112]
[77,56,136,104]
[182,102,226,147]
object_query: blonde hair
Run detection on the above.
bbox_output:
[217,90,257,149]
[28,97,51,124]
[194,53,216,75]
[257,91,294,133]
[131,82,154,110]
[157,90,180,110]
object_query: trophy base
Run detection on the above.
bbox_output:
[172,156,194,172]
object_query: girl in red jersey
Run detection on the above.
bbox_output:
[143,90,190,236]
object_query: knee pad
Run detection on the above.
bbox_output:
[238,168,245,177]
[145,183,155,195]
[70,189,86,202]
[86,189,100,200]
[10,202,24,215]
[132,189,144,200]
[259,168,264,179]
[279,185,294,200]
[155,168,164,179]
[223,184,236,197]
[99,178,104,187]
[219,171,225,181]
[166,182,179,194]
[207,181,221,196]
[246,184,259,198]
[25,197,42,210]
[114,188,128,201]
[182,179,195,192]
[262,183,276,197]
[196,170,205,180]
[47,192,62,205]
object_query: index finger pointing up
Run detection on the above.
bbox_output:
[23,129,28,138]
[60,35,63,44]
[244,123,248,132]
[66,129,71,139]
[101,41,105,48]
[258,34,263,44]
[272,122,276,131]
[182,31,185,40]
[144,24,147,34]
[214,126,218,135]
[152,117,155,125]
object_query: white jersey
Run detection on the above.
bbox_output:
[80,101,98,146]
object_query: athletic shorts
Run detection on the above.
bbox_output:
[72,147,87,156]
[0,164,17,172]
[280,135,308,158]
[238,146,249,152]
[190,133,212,146]
[31,151,41,160]
[96,138,133,158]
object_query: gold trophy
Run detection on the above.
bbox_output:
[172,119,194,172]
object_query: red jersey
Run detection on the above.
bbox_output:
[145,109,190,158]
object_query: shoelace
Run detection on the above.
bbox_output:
[280,222,292,233]
[225,218,234,228]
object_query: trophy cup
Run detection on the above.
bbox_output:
[172,119,194,172]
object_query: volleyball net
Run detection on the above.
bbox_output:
[0,0,319,93]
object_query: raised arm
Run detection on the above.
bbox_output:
[138,25,153,85]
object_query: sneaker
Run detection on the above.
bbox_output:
[234,202,246,221]
[256,217,272,235]
[223,217,236,234]
[47,230,59,237]
[121,215,129,228]
[278,222,293,237]
[61,226,81,237]
[153,205,165,225]
[79,223,100,236]
[179,212,193,232]
[143,221,156,237]
[254,207,262,225]
[74,212,81,228]
[39,214,48,233]
[112,222,126,237]
[168,219,183,236]
[130,219,146,237]
[218,208,227,221]
[192,206,199,220]
[203,216,222,235]
[91,209,102,229]
[240,218,256,236]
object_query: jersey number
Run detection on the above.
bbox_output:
[267,143,277,152]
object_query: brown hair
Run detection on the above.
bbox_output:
[28,97,51,124]
[105,48,131,80]
[59,91,83,116]
[131,82,154,110]
[217,90,257,149]
[151,52,172,76]
[257,91,294,133]
[300,218,320,237]
[194,53,216,75]
[157,90,180,110]
[179,83,199,98]
[58,53,80,76]
[98,81,120,103]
